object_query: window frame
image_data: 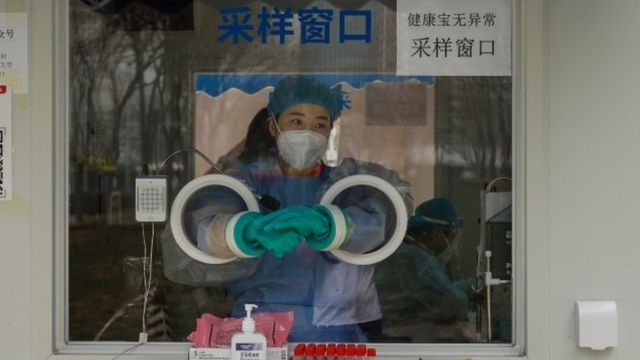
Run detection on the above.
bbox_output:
[52,0,528,358]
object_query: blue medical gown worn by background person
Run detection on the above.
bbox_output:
[189,158,410,342]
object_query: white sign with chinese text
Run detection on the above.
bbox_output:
[0,85,12,201]
[396,0,511,76]
[0,13,28,94]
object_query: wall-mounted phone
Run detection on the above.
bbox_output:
[135,176,167,222]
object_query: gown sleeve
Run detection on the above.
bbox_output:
[319,158,413,254]
[160,168,261,285]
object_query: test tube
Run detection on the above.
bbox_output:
[305,343,317,360]
[346,344,357,360]
[355,344,366,360]
[326,343,337,360]
[315,343,326,360]
[365,348,376,360]
[293,344,306,360]
[336,344,347,360]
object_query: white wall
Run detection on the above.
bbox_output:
[7,0,640,359]
[0,0,53,359]
[548,0,640,359]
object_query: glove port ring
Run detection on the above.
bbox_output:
[170,174,260,264]
[319,174,408,265]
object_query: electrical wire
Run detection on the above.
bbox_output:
[158,147,223,175]
[473,176,512,293]
[140,223,155,335]
[473,176,513,342]
[113,217,156,359]
[141,223,148,333]
[111,342,144,360]
[157,147,280,210]
[144,224,155,334]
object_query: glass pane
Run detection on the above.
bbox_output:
[67,0,513,345]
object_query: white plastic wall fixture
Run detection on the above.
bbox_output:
[485,191,512,223]
[170,174,260,264]
[576,301,618,350]
[320,174,408,265]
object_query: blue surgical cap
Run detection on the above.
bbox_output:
[267,76,342,121]
[408,198,463,230]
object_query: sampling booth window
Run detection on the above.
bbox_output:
[64,0,515,354]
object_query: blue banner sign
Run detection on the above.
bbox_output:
[217,6,373,44]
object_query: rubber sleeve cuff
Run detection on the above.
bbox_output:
[225,211,266,258]
[308,204,351,251]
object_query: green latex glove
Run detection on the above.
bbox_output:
[264,206,335,251]
[243,210,304,258]
[232,211,267,257]
[258,227,303,258]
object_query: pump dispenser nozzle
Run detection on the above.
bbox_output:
[232,303,266,360]
[242,304,258,333]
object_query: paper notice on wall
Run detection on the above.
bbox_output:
[0,13,28,94]
[396,0,511,76]
[0,84,12,201]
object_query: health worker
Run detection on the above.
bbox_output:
[374,198,474,343]
[165,75,412,342]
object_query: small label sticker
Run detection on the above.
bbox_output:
[236,343,263,351]
[0,13,28,93]
[396,0,512,76]
[0,86,11,201]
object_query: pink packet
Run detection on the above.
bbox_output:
[188,311,294,348]
[187,313,223,348]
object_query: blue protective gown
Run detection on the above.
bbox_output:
[196,158,395,342]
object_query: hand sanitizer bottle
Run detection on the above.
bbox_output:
[231,304,267,360]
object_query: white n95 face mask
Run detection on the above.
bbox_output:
[276,129,328,169]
